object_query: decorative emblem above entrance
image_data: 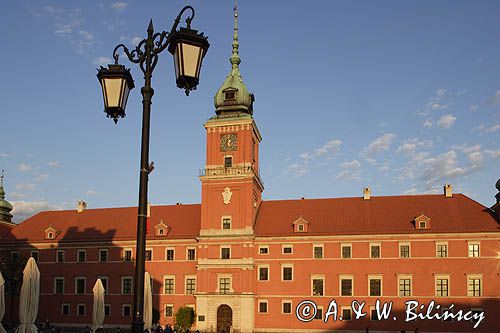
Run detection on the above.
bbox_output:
[222,187,233,205]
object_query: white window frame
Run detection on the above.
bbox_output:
[186,247,196,261]
[220,245,231,259]
[121,276,133,295]
[399,242,411,258]
[339,274,354,296]
[77,249,86,262]
[282,244,293,254]
[216,274,233,294]
[77,303,86,316]
[311,274,325,296]
[164,304,174,317]
[436,242,448,258]
[368,274,383,297]
[123,248,133,261]
[75,277,86,294]
[258,300,268,314]
[282,300,292,314]
[122,304,131,317]
[99,248,108,262]
[54,277,65,294]
[435,274,450,297]
[61,303,70,316]
[341,243,352,259]
[164,275,175,295]
[258,245,269,255]
[281,263,294,282]
[468,241,480,258]
[98,276,108,294]
[467,274,483,297]
[257,264,270,281]
[221,215,232,230]
[397,274,413,297]
[56,250,65,263]
[313,244,324,259]
[145,248,153,261]
[165,247,175,261]
[104,304,111,316]
[185,276,196,295]
[370,243,381,259]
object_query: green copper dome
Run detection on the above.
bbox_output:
[214,5,254,116]
[0,171,13,223]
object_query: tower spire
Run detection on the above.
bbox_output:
[0,169,4,200]
[230,0,241,71]
[0,169,13,223]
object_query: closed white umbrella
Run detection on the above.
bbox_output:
[0,271,6,333]
[92,279,105,333]
[15,257,40,333]
[143,272,152,331]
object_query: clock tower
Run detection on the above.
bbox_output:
[196,5,262,332]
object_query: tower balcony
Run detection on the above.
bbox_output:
[199,164,264,187]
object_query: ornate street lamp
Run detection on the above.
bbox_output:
[96,6,209,333]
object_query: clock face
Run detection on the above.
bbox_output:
[220,133,237,152]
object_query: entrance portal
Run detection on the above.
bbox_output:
[216,304,233,333]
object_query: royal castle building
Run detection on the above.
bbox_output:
[1,8,500,333]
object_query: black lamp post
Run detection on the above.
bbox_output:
[96,6,209,333]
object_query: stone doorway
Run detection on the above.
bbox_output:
[216,304,232,333]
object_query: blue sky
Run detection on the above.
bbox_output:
[1,1,499,222]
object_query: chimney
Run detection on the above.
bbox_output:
[444,184,452,198]
[363,187,371,200]
[76,200,87,213]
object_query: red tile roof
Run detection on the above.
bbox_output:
[2,194,498,243]
[255,194,499,236]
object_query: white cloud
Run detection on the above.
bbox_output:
[17,163,33,172]
[48,160,60,168]
[34,173,49,182]
[0,153,10,158]
[416,89,452,116]
[403,187,418,195]
[111,2,128,10]
[469,105,478,112]
[313,139,342,158]
[396,138,433,155]
[339,160,361,169]
[423,119,433,128]
[335,170,361,181]
[471,123,500,134]
[15,183,36,191]
[419,150,466,185]
[485,149,500,159]
[86,190,97,195]
[93,56,112,66]
[284,163,309,178]
[487,90,500,106]
[336,160,361,181]
[10,192,25,199]
[131,36,142,45]
[361,133,397,156]
[12,201,63,223]
[436,114,456,129]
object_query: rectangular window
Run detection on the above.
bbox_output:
[313,245,323,259]
[468,277,481,297]
[61,304,70,316]
[436,277,449,297]
[123,249,132,261]
[145,249,152,261]
[99,277,108,294]
[99,249,108,262]
[77,304,86,316]
[187,248,196,261]
[222,217,231,230]
[341,244,351,259]
[75,277,86,294]
[77,249,86,262]
[282,301,292,314]
[370,244,381,258]
[104,304,111,316]
[186,278,196,294]
[341,278,353,296]
[166,249,174,261]
[259,267,269,281]
[259,246,269,255]
[164,277,174,294]
[369,278,382,296]
[282,245,293,254]
[224,156,233,168]
[399,244,410,258]
[468,243,480,257]
[165,305,173,317]
[312,278,324,296]
[259,301,268,314]
[219,277,231,294]
[122,277,133,295]
[437,244,448,258]
[57,250,65,263]
[342,308,352,321]
[314,307,323,320]
[282,266,293,281]
[371,308,379,320]
[30,251,39,262]
[221,247,231,259]
[399,278,412,296]
[54,277,64,294]
[122,304,131,317]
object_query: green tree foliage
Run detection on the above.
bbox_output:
[0,249,28,295]
[174,306,195,331]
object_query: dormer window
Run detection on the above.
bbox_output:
[48,232,54,239]
[225,91,236,100]
[297,224,304,232]
[155,220,170,237]
[158,228,164,235]
[44,226,57,240]
[292,216,309,233]
[415,213,431,230]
